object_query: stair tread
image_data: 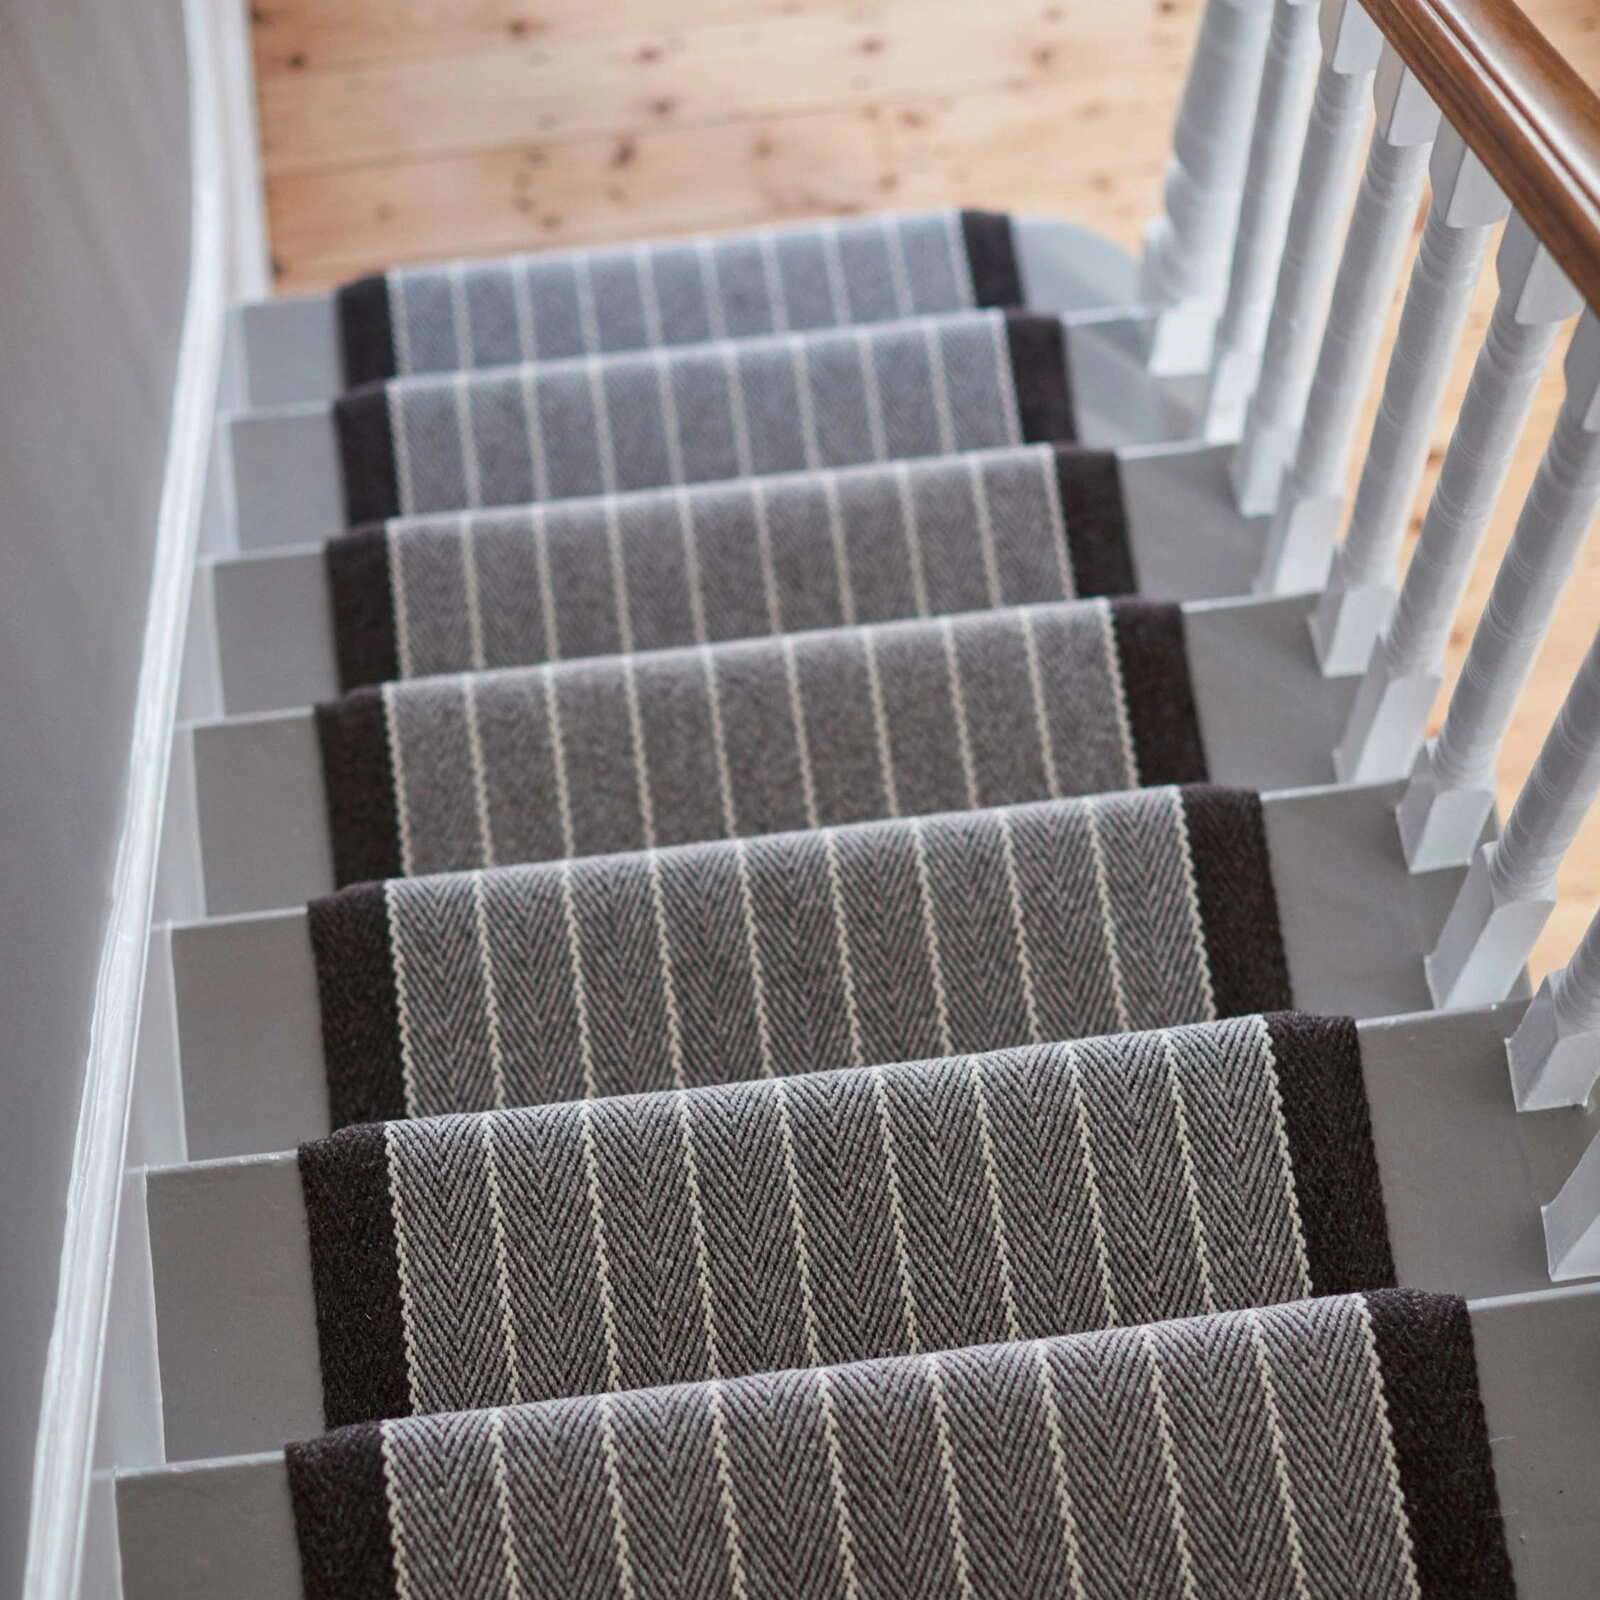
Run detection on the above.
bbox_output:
[335,309,1077,527]
[316,597,1203,887]
[338,208,1024,389]
[308,784,1288,1127]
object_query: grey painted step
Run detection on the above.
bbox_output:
[114,1280,1600,1600]
[231,217,1142,410]
[209,441,1269,718]
[170,779,1497,1164]
[226,316,1206,552]
[192,592,1357,916]
[144,1002,1600,1466]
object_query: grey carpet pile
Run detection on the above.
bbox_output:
[335,309,1075,524]
[273,206,1519,1600]
[337,210,1024,386]
[316,598,1204,886]
[309,785,1291,1129]
[301,1013,1393,1428]
[287,1289,1515,1600]
[326,444,1134,691]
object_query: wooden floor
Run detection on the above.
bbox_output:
[252,0,1600,982]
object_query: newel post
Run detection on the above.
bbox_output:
[1142,0,1276,376]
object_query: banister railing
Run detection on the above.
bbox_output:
[1361,0,1600,309]
[1174,0,1600,1270]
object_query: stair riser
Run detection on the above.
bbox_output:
[193,594,1349,917]
[170,783,1482,1164]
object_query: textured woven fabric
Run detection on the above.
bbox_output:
[309,785,1291,1129]
[326,444,1135,691]
[300,1013,1394,1428]
[287,1290,1516,1600]
[337,210,1021,387]
[334,309,1075,524]
[317,598,1205,885]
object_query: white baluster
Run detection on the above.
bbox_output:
[1311,127,1505,671]
[1427,624,1600,1010]
[1508,903,1600,1111]
[1399,306,1600,869]
[1543,1131,1600,1280]
[1231,0,1384,515]
[1336,216,1576,784]
[1142,0,1276,375]
[1201,0,1322,439]
[1254,45,1438,593]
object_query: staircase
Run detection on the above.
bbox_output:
[24,0,1600,1595]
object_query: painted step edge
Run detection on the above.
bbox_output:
[204,442,1272,718]
[190,592,1359,918]
[170,782,1485,1164]
[232,217,1144,409]
[224,318,1212,553]
[116,1282,1600,1600]
[143,1002,1600,1465]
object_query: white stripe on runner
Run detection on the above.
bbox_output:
[1159,1030,1219,1314]
[923,1354,979,1600]
[868,1064,923,1350]
[462,673,496,867]
[479,1123,524,1400]
[452,372,483,509]
[1083,799,1132,1034]
[447,261,474,371]
[458,511,487,672]
[1244,1312,1316,1600]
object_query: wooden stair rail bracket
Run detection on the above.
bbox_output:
[1361,0,1600,311]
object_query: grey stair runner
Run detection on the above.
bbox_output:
[302,1013,1392,1428]
[336,309,1075,523]
[287,1288,1515,1600]
[338,209,1023,387]
[316,597,1202,885]
[309,784,1290,1128]
[327,444,1133,691]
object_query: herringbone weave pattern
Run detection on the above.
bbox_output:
[308,785,1291,1129]
[334,310,1074,524]
[338,210,1021,385]
[317,598,1204,884]
[300,1014,1396,1427]
[325,444,1133,691]
[287,1290,1516,1600]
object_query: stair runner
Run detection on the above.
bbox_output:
[310,786,1287,1127]
[338,210,1025,385]
[203,207,1520,1600]
[304,1014,1389,1426]
[326,445,1132,691]
[290,1289,1510,1600]
[317,597,1200,884]
[336,309,1075,522]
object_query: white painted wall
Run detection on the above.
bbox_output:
[0,2,193,1589]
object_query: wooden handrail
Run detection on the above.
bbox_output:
[1363,0,1600,308]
